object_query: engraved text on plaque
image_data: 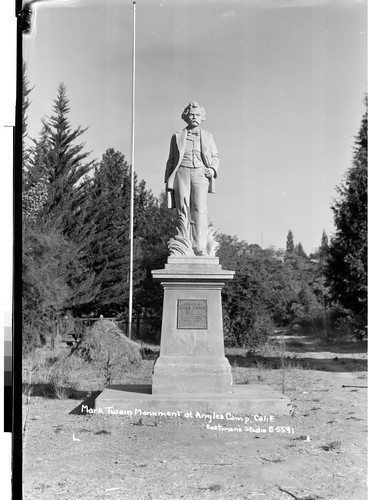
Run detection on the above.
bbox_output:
[177,299,208,329]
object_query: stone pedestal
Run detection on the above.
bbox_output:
[151,256,234,395]
[94,255,292,416]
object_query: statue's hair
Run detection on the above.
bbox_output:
[181,101,206,123]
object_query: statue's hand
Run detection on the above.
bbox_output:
[205,168,214,179]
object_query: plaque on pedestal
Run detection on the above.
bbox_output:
[177,299,207,329]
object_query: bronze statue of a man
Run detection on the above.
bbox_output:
[165,101,220,256]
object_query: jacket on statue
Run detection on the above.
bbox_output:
[164,128,220,208]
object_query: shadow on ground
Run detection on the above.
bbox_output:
[284,340,367,354]
[226,353,367,372]
[22,383,96,400]
[22,385,104,415]
[69,391,102,415]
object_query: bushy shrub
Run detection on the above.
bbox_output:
[221,249,283,350]
[330,311,367,342]
[224,309,275,351]
[75,319,142,384]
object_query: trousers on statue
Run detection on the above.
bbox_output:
[174,166,209,255]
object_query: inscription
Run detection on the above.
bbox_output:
[177,299,208,329]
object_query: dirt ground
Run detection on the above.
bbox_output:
[22,334,367,500]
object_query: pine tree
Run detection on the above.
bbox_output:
[327,97,367,335]
[286,230,294,253]
[22,128,50,222]
[22,62,33,171]
[21,64,49,223]
[40,82,96,232]
[294,242,307,258]
[319,229,329,259]
[70,148,134,315]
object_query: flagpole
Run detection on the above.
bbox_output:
[128,1,136,339]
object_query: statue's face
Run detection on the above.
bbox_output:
[186,108,203,128]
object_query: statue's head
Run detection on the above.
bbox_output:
[181,101,206,128]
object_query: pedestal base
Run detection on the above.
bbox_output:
[152,356,233,395]
[94,384,293,416]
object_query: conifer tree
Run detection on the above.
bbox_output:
[39,82,96,232]
[327,98,367,334]
[23,128,50,222]
[22,62,33,171]
[23,84,98,343]
[21,64,49,223]
[294,242,307,258]
[286,230,294,253]
[70,148,135,315]
[319,229,329,259]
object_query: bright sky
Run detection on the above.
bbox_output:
[23,0,367,253]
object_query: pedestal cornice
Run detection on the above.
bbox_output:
[152,256,235,283]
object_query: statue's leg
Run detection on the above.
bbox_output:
[190,168,209,255]
[173,166,191,219]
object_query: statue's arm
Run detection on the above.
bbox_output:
[209,134,220,178]
[164,134,176,186]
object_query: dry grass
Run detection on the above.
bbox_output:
[22,344,153,399]
[22,347,88,398]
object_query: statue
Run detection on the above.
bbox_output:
[165,101,220,257]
